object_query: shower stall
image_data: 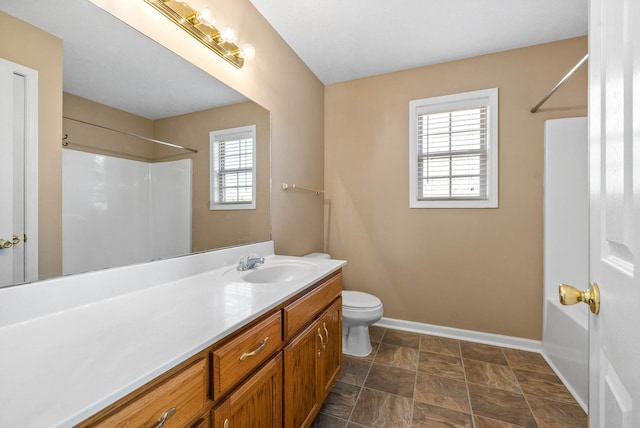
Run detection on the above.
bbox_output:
[62,149,192,275]
[542,117,588,411]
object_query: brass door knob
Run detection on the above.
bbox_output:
[0,239,12,249]
[559,283,600,314]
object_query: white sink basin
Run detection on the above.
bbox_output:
[224,260,318,284]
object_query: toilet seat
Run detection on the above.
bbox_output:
[343,290,382,309]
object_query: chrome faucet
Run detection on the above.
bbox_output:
[237,254,265,271]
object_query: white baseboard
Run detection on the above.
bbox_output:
[538,352,588,412]
[374,317,542,353]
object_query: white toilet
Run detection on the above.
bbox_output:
[341,290,383,356]
[303,252,384,357]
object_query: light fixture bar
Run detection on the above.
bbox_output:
[144,0,245,68]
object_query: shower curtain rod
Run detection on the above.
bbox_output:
[530,53,588,113]
[62,116,198,153]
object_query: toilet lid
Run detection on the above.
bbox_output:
[343,290,382,309]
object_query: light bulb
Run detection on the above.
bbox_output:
[196,8,215,26]
[220,26,238,44]
[240,43,255,60]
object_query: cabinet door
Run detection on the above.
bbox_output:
[212,353,282,428]
[317,298,342,403]
[283,318,322,428]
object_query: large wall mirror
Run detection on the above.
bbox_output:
[0,0,271,288]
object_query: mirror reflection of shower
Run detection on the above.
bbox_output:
[62,149,191,275]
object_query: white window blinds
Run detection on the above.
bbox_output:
[210,125,256,210]
[409,88,498,208]
[417,107,487,200]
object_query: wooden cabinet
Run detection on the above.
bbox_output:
[189,414,210,428]
[283,290,343,428]
[80,269,342,428]
[81,358,207,428]
[212,353,282,428]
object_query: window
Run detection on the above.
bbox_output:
[210,125,256,210]
[409,88,498,208]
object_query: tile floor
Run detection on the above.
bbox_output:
[311,326,587,428]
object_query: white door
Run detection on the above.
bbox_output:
[0,61,18,286]
[588,0,640,425]
[0,59,38,287]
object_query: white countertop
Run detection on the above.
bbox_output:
[0,244,345,428]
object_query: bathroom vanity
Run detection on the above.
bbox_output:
[81,270,342,427]
[0,242,345,428]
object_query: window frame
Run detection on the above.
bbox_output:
[409,88,498,209]
[209,125,257,210]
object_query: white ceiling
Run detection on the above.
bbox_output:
[0,0,247,120]
[249,0,588,85]
[1,0,589,116]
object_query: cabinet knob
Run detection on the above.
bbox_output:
[224,418,229,428]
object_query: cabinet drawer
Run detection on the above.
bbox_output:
[283,272,342,340]
[93,358,206,428]
[211,311,283,400]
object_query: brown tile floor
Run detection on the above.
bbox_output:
[311,326,587,428]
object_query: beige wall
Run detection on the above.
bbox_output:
[90,0,326,256]
[64,93,156,161]
[1,12,63,280]
[324,37,588,340]
[154,101,271,251]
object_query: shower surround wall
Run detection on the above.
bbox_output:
[62,149,191,275]
[542,117,588,410]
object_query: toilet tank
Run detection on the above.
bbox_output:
[303,252,331,260]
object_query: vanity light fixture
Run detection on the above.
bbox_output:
[144,0,255,68]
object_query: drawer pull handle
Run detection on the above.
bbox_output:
[240,336,269,361]
[224,418,229,428]
[317,328,325,356]
[155,407,176,428]
[323,322,329,350]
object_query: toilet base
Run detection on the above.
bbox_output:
[342,324,373,357]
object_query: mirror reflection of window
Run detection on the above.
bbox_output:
[210,125,257,210]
